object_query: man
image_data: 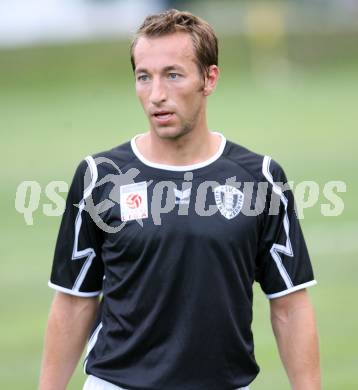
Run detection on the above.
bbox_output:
[39,9,321,390]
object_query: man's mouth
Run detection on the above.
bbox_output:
[152,111,175,123]
[153,111,173,119]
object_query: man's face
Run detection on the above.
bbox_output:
[133,32,208,140]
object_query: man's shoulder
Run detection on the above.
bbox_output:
[72,139,137,183]
[91,140,134,165]
[224,139,286,183]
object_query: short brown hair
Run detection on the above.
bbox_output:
[130,9,218,79]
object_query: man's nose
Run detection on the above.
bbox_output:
[150,78,167,105]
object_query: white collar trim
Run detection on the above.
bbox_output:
[130,132,226,171]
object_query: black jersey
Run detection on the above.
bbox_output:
[49,133,316,390]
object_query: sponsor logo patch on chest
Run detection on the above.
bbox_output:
[120,181,148,221]
[214,185,244,220]
[174,188,191,204]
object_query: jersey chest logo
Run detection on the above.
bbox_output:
[120,181,148,221]
[174,188,191,204]
[214,185,244,220]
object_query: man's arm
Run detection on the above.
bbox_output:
[270,289,321,390]
[39,291,99,390]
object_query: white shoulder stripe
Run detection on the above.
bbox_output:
[71,156,99,293]
[83,156,98,199]
[262,156,294,289]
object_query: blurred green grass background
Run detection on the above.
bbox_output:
[1,34,357,389]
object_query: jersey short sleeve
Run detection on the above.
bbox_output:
[255,156,317,299]
[48,157,104,297]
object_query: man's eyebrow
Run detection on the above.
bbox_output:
[135,64,186,74]
[162,65,186,72]
[135,67,148,75]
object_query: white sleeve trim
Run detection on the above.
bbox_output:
[48,281,102,297]
[266,280,317,299]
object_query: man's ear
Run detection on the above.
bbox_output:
[203,65,220,96]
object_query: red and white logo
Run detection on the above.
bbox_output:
[120,181,148,222]
[126,193,142,209]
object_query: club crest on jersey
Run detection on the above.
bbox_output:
[214,185,244,220]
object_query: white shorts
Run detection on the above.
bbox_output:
[83,375,127,390]
[83,375,249,390]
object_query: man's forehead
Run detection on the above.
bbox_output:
[134,33,196,70]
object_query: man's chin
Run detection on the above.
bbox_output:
[152,126,191,140]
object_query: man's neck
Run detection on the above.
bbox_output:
[135,129,222,167]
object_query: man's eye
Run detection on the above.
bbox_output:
[168,73,179,80]
[137,75,149,82]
